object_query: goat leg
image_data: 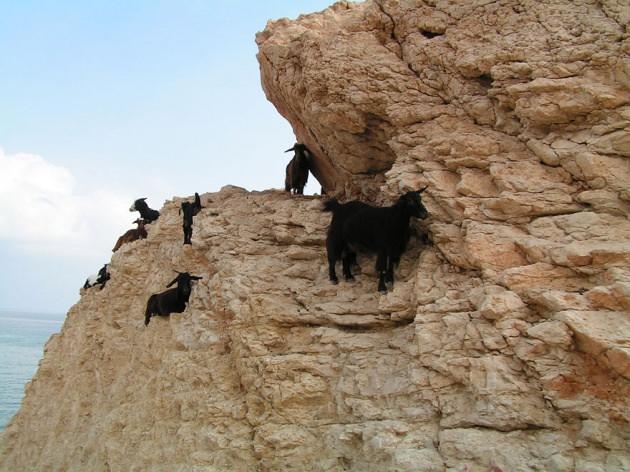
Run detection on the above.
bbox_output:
[327,239,342,285]
[377,273,387,292]
[328,258,339,284]
[385,255,395,286]
[349,252,359,271]
[342,253,355,281]
[183,226,192,245]
[144,307,152,326]
[376,252,388,292]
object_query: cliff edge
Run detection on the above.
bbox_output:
[1,1,629,471]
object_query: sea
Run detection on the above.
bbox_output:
[0,311,64,431]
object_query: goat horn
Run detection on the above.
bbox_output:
[166,275,179,288]
[418,186,428,193]
[284,147,295,153]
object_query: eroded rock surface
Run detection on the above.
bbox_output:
[256,2,629,465]
[2,0,629,470]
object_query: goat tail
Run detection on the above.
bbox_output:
[322,198,340,213]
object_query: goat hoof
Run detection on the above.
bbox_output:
[345,275,355,282]
[330,278,339,285]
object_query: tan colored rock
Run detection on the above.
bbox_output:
[499,262,592,295]
[586,282,630,311]
[527,139,560,166]
[556,310,630,380]
[456,168,499,198]
[2,0,630,470]
[505,77,628,125]
[571,152,630,196]
[529,288,592,312]
[576,189,630,217]
[464,222,529,271]
[527,320,573,348]
[471,285,528,321]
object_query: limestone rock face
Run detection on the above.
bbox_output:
[2,1,630,471]
[257,0,629,201]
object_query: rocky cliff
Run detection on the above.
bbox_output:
[1,1,629,471]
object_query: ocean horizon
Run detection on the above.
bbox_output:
[0,310,64,430]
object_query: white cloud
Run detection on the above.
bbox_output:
[0,148,134,258]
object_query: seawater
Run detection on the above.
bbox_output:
[0,311,63,430]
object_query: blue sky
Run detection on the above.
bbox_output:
[0,0,334,314]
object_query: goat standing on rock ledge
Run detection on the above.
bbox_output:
[180,192,203,245]
[129,198,160,223]
[144,271,203,326]
[284,143,311,195]
[323,189,429,292]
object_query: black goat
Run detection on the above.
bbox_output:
[180,193,203,245]
[83,264,110,290]
[144,272,202,326]
[130,198,160,223]
[192,192,203,215]
[284,143,311,195]
[112,218,147,252]
[323,189,429,292]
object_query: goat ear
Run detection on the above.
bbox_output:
[284,146,295,153]
[191,275,203,280]
[418,186,428,193]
